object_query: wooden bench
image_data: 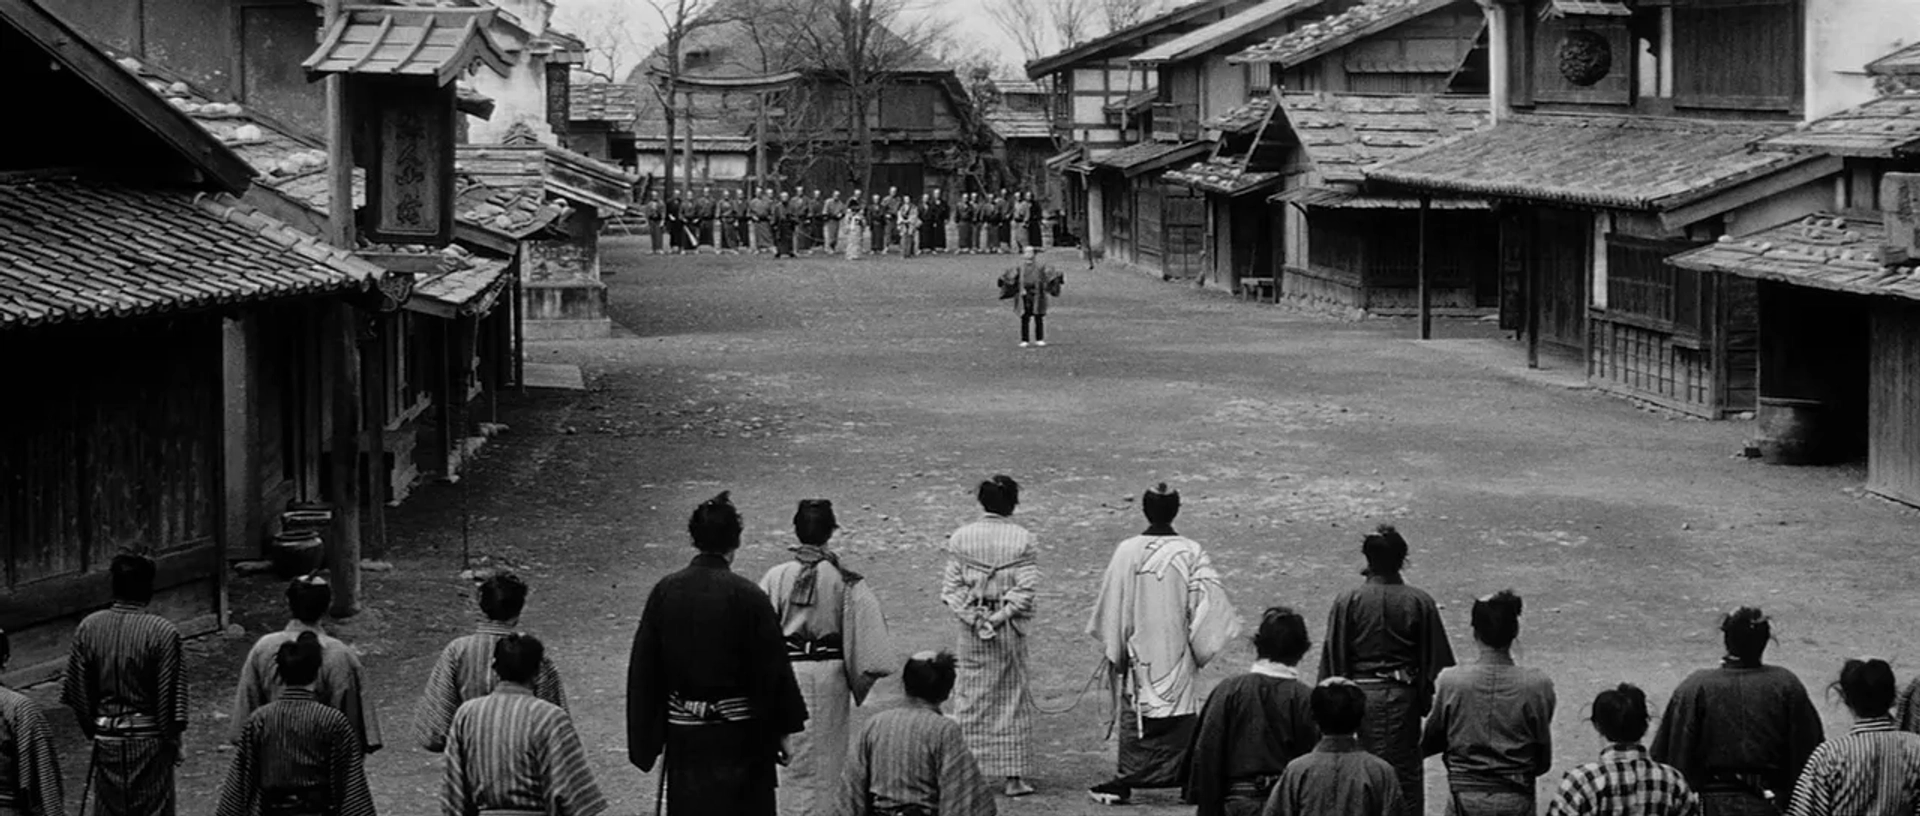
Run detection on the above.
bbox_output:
[1238,277,1277,303]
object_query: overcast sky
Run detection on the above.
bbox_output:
[552,0,1030,77]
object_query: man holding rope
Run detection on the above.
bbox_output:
[62,553,186,816]
[1085,483,1240,806]
[940,475,1041,798]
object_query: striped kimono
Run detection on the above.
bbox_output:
[0,685,63,816]
[216,688,375,816]
[440,683,607,816]
[939,514,1041,778]
[415,622,567,752]
[761,548,896,816]
[834,701,998,816]
[62,602,186,816]
[231,622,383,754]
[1087,531,1239,791]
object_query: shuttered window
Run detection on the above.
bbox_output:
[1672,0,1801,111]
[1606,234,1706,337]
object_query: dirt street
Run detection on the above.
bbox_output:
[33,238,1920,815]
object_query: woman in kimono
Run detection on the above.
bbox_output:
[760,500,895,816]
[940,475,1041,797]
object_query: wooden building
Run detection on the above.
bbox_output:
[0,0,396,681]
[1090,141,1214,277]
[1357,0,1920,418]
[1162,94,1291,292]
[981,79,1059,197]
[567,82,641,170]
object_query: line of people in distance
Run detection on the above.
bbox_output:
[9,478,1920,816]
[637,186,1067,260]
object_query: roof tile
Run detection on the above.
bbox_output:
[1756,94,1920,159]
[1282,92,1489,183]
[1230,0,1449,65]
[1669,213,1920,302]
[570,82,640,125]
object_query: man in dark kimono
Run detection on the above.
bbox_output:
[0,628,64,816]
[667,192,691,253]
[231,576,382,755]
[1651,607,1823,815]
[929,189,950,253]
[1319,525,1454,816]
[445,635,606,816]
[217,633,375,816]
[1263,679,1404,816]
[957,193,976,254]
[870,194,888,253]
[880,187,901,252]
[773,193,798,259]
[825,191,847,254]
[749,189,773,253]
[642,192,665,254]
[993,190,1014,252]
[794,188,815,254]
[719,189,743,254]
[998,248,1063,348]
[693,187,716,251]
[628,492,808,816]
[63,553,186,816]
[1187,608,1319,816]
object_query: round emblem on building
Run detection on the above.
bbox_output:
[1558,29,1612,87]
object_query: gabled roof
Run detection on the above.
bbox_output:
[571,82,640,126]
[1366,114,1824,214]
[304,6,513,85]
[0,177,383,329]
[1092,141,1212,176]
[1028,0,1242,77]
[2,0,254,191]
[1756,95,1920,159]
[1162,159,1285,196]
[1131,0,1323,65]
[457,140,638,214]
[1867,41,1920,76]
[985,109,1054,140]
[1281,92,1488,183]
[1229,0,1457,64]
[455,179,571,239]
[1106,87,1159,114]
[1205,96,1276,134]
[1669,214,1920,301]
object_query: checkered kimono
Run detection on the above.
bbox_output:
[939,514,1041,778]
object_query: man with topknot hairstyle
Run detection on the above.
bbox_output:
[1547,684,1700,816]
[231,575,383,754]
[415,571,567,752]
[832,651,998,816]
[1422,590,1556,816]
[628,492,808,816]
[940,476,1042,797]
[1086,482,1239,806]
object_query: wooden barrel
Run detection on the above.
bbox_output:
[1757,396,1826,465]
[270,529,325,578]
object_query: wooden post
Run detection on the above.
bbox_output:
[1525,215,1541,370]
[1418,195,1432,340]
[323,0,362,617]
[755,91,769,194]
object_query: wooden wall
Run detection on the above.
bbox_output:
[0,316,226,681]
[1869,299,1920,506]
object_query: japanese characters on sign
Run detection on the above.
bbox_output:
[365,80,456,244]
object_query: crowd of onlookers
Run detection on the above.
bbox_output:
[634,185,1074,260]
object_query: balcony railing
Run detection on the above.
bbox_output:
[1151,102,1200,142]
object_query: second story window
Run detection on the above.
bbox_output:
[1670,0,1801,112]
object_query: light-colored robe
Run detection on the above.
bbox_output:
[1087,533,1239,720]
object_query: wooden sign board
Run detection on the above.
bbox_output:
[362,80,457,245]
[1880,171,1920,265]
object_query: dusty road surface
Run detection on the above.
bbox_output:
[31,238,1920,815]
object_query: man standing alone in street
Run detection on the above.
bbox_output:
[629,492,808,816]
[999,247,1063,348]
[1320,525,1455,816]
[1086,483,1239,806]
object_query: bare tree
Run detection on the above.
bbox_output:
[984,0,1051,65]
[1101,0,1166,33]
[554,3,644,82]
[638,0,735,199]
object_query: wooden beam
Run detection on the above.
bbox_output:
[347,15,394,73]
[394,14,438,78]
[1418,195,1432,340]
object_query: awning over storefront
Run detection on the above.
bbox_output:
[1164,158,1284,196]
[1091,140,1212,177]
[1366,114,1839,228]
[1269,185,1490,209]
[1668,214,1920,301]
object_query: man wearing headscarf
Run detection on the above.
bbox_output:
[1086,483,1239,806]
[1319,525,1455,816]
[232,576,383,755]
[63,554,187,816]
[940,476,1041,797]
[1651,607,1823,816]
[833,652,998,816]
[628,493,808,816]
[0,628,64,816]
[760,500,896,816]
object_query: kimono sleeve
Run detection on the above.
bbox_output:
[1649,676,1704,778]
[833,724,872,816]
[159,625,188,737]
[439,711,473,816]
[626,587,668,772]
[415,643,465,752]
[746,583,809,737]
[1183,685,1233,816]
[60,628,94,728]
[1184,547,1239,669]
[1085,541,1133,667]
[331,716,378,816]
[1319,592,1353,682]
[13,701,63,816]
[1001,537,1041,620]
[332,649,384,754]
[938,720,999,816]
[1781,673,1825,796]
[214,720,258,816]
[1900,676,1920,734]
[542,713,611,816]
[841,579,896,706]
[229,642,269,744]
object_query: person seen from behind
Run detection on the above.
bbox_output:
[1421,590,1555,816]
[1262,678,1404,816]
[1784,658,1920,816]
[1546,683,1700,816]
[1186,606,1320,816]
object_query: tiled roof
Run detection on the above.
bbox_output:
[1229,0,1453,65]
[1106,87,1159,114]
[1092,140,1211,175]
[457,143,638,214]
[1365,114,1811,211]
[412,246,513,314]
[1668,214,1920,301]
[1867,42,1920,76]
[1756,95,1920,158]
[1205,96,1276,133]
[1131,0,1323,64]
[1541,0,1631,17]
[1270,185,1490,208]
[985,109,1054,140]
[118,56,329,184]
[304,6,512,85]
[570,82,639,125]
[990,78,1047,96]
[0,177,383,329]
[1282,92,1488,183]
[1027,0,1240,77]
[1163,158,1286,196]
[455,179,570,239]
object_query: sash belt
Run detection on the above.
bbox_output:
[1353,669,1415,685]
[786,635,845,662]
[667,693,755,726]
[93,713,163,738]
[478,811,546,816]
[871,805,936,816]
[1225,775,1281,799]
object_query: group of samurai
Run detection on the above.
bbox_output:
[638,186,1057,260]
[9,486,1920,816]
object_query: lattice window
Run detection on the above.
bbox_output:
[1606,234,1705,336]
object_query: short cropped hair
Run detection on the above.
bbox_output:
[793,500,838,546]
[285,578,331,624]
[110,553,157,604]
[1254,607,1311,665]
[1590,683,1651,743]
[1832,658,1897,719]
[493,634,545,686]
[479,572,530,622]
[1721,607,1772,662]
[1311,680,1366,735]
[1361,525,1408,574]
[903,651,959,705]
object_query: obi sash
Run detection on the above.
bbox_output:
[666,693,754,726]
